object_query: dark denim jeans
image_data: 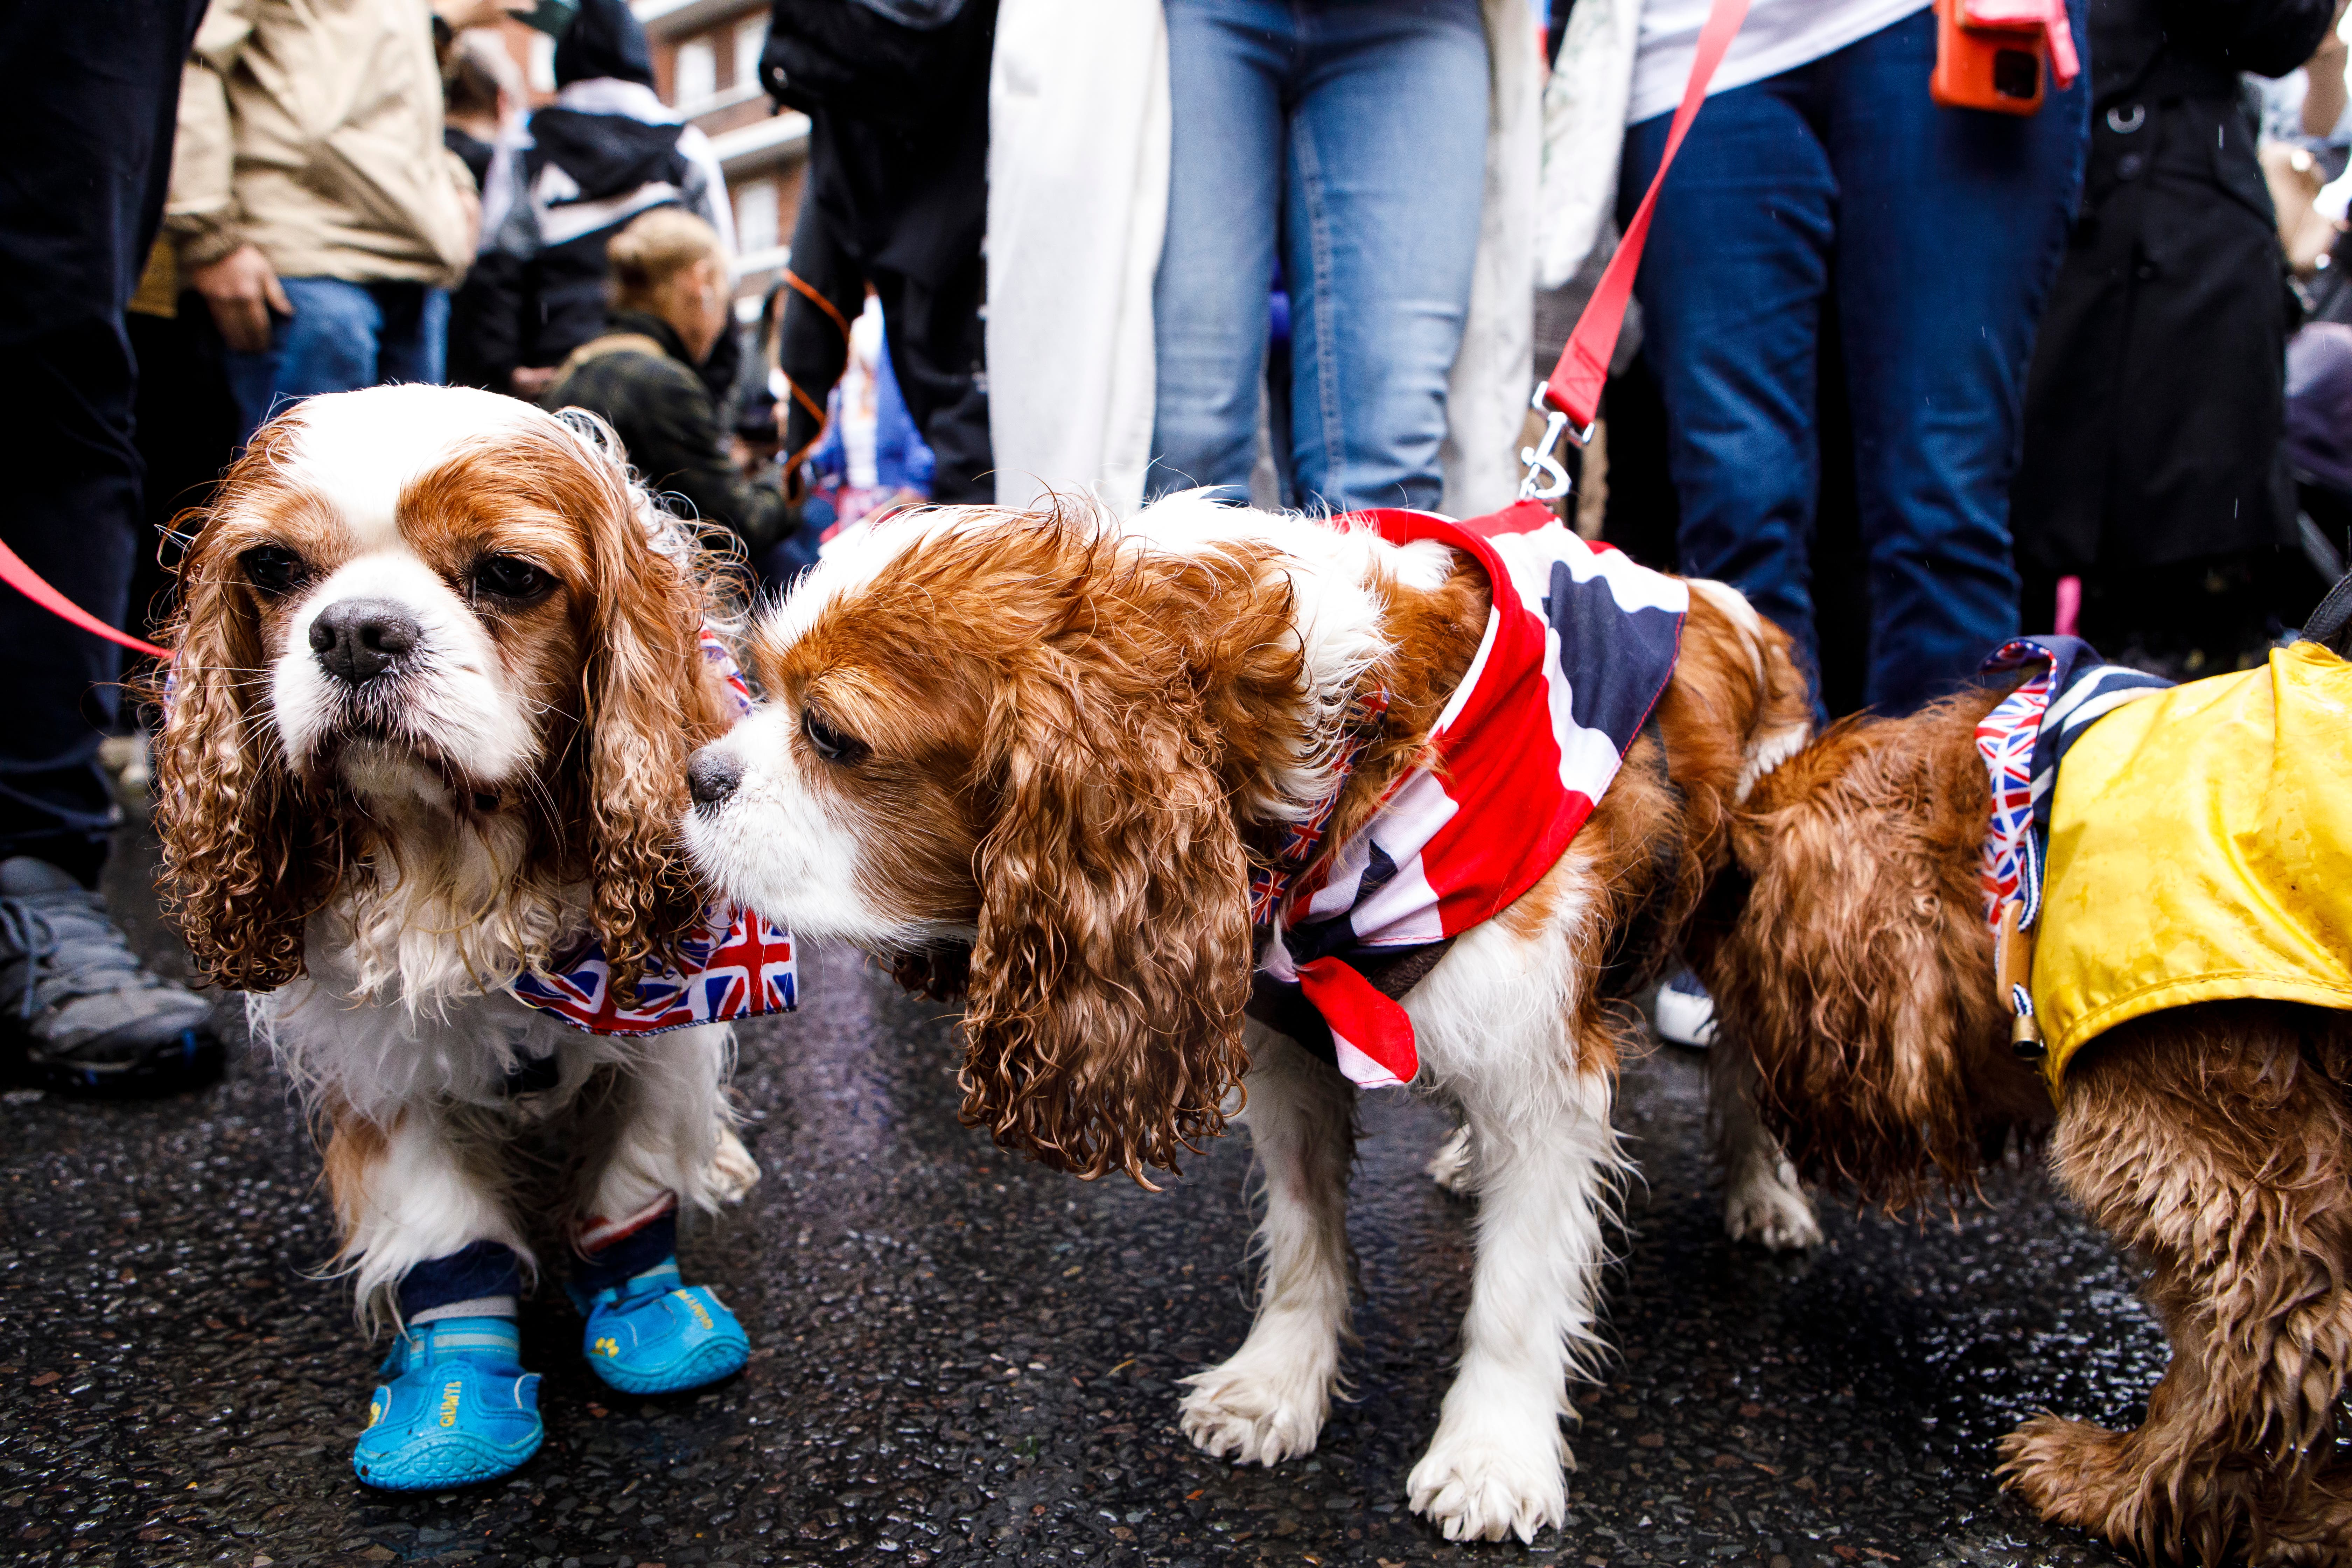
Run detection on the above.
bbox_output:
[1624,6,2087,715]
[1146,0,1489,513]
[225,276,449,442]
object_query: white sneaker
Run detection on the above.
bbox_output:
[1653,969,1717,1049]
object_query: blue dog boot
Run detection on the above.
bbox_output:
[576,1258,750,1395]
[355,1244,540,1491]
[353,1315,542,1491]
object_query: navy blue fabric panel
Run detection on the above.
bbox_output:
[573,1211,679,1295]
[397,1241,524,1315]
[1281,840,1401,968]
[1545,562,1685,748]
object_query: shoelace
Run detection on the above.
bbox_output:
[0,889,152,1020]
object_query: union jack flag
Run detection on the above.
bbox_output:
[701,624,754,717]
[1254,501,1688,1090]
[1974,637,2170,932]
[510,901,797,1035]
[1248,687,1392,926]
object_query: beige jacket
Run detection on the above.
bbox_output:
[166,0,477,287]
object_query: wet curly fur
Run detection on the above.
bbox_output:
[1709,690,2352,1565]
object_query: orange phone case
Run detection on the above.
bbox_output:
[1931,0,2046,115]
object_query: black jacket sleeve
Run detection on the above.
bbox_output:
[2160,0,2334,77]
[629,360,799,553]
[458,248,528,395]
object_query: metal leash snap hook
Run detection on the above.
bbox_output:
[1519,388,1591,503]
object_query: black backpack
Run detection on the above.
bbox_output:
[758,0,997,131]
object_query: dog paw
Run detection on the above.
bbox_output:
[1426,1126,1474,1197]
[1406,1426,1568,1544]
[707,1126,761,1206]
[1997,1412,2128,1530]
[1724,1153,1822,1251]
[1178,1356,1334,1466]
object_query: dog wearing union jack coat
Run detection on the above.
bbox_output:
[678,491,1813,1541]
[149,385,794,1492]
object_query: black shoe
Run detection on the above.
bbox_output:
[0,858,220,1096]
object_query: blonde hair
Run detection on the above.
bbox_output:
[607,208,726,312]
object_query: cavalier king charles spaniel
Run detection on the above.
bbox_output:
[679,494,1813,1541]
[1708,632,2352,1566]
[151,384,765,1490]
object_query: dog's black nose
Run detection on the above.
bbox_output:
[688,748,742,806]
[309,598,419,686]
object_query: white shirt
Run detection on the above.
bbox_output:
[1628,0,1930,125]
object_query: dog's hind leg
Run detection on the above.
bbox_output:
[1180,1024,1356,1467]
[2000,1005,2352,1567]
[1709,1035,1821,1251]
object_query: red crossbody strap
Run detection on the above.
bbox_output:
[0,537,173,661]
[1539,0,1751,435]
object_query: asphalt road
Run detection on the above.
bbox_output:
[3,830,2155,1568]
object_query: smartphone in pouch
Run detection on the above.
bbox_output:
[1931,0,2046,114]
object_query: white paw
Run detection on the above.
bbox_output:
[1178,1352,1335,1466]
[1723,1153,1822,1251]
[707,1125,761,1205]
[1426,1125,1474,1196]
[1406,1424,1568,1544]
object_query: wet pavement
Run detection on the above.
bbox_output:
[3,830,2152,1568]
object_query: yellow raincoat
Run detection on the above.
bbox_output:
[2034,640,2352,1088]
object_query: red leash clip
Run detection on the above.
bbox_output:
[1522,0,1750,503]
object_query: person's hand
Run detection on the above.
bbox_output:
[189,245,291,354]
[434,0,531,31]
[510,365,558,399]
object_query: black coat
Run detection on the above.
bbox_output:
[542,311,797,552]
[2010,0,2331,575]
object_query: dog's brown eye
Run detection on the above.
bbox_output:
[240,544,308,596]
[471,553,551,604]
[801,706,868,765]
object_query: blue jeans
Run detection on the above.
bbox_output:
[1624,7,2086,714]
[1146,0,1488,513]
[225,276,449,442]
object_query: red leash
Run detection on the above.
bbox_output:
[1522,0,1749,498]
[0,537,173,661]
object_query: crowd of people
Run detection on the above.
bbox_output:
[0,0,2347,1093]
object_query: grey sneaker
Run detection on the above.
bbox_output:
[0,858,219,1095]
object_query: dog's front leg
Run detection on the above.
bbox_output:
[1407,1060,1618,1544]
[1180,1024,1355,1466]
[327,1102,532,1330]
[578,1024,735,1227]
[1708,1036,1821,1251]
[563,1025,753,1397]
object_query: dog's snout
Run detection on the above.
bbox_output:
[310,598,420,686]
[687,748,742,807]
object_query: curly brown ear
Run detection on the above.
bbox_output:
[149,510,338,990]
[569,446,734,1000]
[958,651,1255,1185]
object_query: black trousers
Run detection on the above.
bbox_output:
[0,0,207,882]
[793,108,994,506]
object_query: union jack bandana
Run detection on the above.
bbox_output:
[1247,686,1393,927]
[511,899,797,1035]
[700,623,755,717]
[506,620,798,1036]
[1974,637,2171,934]
[1255,500,1688,1089]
